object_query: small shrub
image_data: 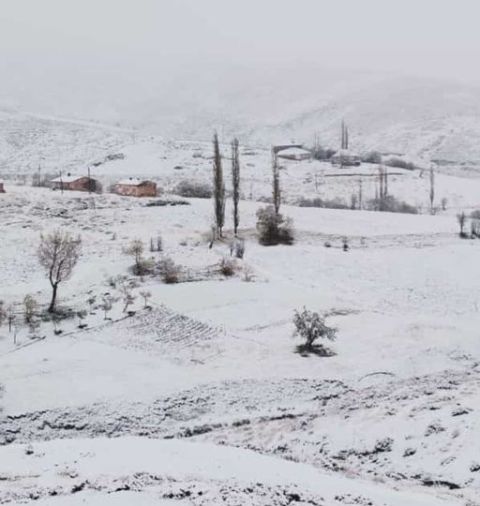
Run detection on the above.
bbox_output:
[242,265,255,282]
[457,212,467,237]
[297,197,349,210]
[293,308,337,356]
[23,295,38,324]
[256,206,294,246]
[367,195,418,214]
[361,151,382,164]
[145,199,190,207]
[157,256,180,284]
[471,219,480,238]
[230,238,245,259]
[134,258,155,276]
[174,180,212,199]
[384,157,418,171]
[220,257,236,277]
[311,146,336,161]
[77,310,88,328]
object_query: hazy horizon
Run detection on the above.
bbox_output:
[2,0,480,81]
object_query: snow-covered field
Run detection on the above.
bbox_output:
[1,137,480,504]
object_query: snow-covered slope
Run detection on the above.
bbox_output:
[3,66,480,168]
[0,437,463,506]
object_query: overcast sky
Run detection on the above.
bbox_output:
[1,0,480,80]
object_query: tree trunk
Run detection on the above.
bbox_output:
[48,283,58,313]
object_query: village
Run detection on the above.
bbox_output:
[2,0,480,503]
[0,114,480,506]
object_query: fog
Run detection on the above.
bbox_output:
[1,0,480,131]
[2,0,480,76]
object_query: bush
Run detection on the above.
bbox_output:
[220,257,237,277]
[361,151,382,164]
[471,219,480,238]
[157,256,181,284]
[256,206,294,246]
[134,258,155,276]
[230,238,245,259]
[311,146,336,161]
[384,157,418,171]
[457,212,467,237]
[174,180,212,199]
[297,197,349,210]
[145,199,190,207]
[367,195,418,214]
[293,308,337,356]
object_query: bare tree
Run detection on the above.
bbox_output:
[124,239,144,272]
[116,279,136,313]
[272,148,281,217]
[212,132,226,238]
[231,138,241,236]
[37,230,81,313]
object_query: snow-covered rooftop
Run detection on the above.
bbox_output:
[117,178,147,186]
[50,174,85,183]
[278,147,311,156]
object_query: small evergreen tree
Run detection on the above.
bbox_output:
[272,148,281,217]
[212,132,226,238]
[231,138,241,236]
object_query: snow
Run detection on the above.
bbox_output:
[116,177,145,185]
[0,437,463,506]
[50,175,85,183]
[277,146,311,156]
[2,120,480,504]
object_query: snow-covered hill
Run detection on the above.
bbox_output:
[2,66,480,169]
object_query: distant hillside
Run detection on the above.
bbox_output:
[2,64,480,172]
